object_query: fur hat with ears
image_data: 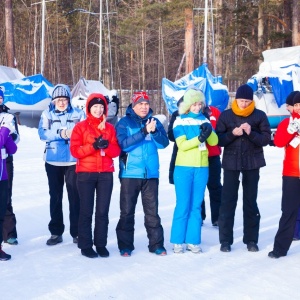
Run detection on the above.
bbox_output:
[179,88,205,115]
[235,84,253,101]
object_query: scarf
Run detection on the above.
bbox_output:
[232,99,255,117]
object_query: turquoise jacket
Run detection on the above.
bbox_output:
[173,111,218,167]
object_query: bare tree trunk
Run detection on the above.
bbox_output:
[5,0,16,67]
[292,0,299,45]
[185,7,194,74]
[257,1,264,64]
[141,30,146,90]
[215,0,222,76]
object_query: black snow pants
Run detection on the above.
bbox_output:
[2,156,17,241]
[116,178,164,252]
[272,176,300,256]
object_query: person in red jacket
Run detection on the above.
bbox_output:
[201,105,222,226]
[268,91,300,258]
[70,93,121,258]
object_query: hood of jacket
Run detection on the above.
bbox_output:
[48,84,72,112]
[85,93,108,119]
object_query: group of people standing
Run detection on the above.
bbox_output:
[1,82,299,261]
[37,85,169,259]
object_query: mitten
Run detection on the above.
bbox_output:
[287,118,300,134]
[198,122,212,143]
[0,113,14,134]
[93,136,109,149]
[98,139,109,149]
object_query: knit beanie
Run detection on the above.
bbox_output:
[235,84,253,101]
[179,88,205,114]
[132,91,149,107]
[52,85,70,101]
[293,91,300,105]
[286,91,299,106]
[88,97,107,113]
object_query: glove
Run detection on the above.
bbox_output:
[93,135,109,149]
[198,122,212,143]
[0,113,15,134]
[287,118,300,134]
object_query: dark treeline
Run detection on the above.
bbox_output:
[0,0,299,113]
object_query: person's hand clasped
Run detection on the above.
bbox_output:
[93,135,109,149]
[145,118,157,133]
[198,122,212,143]
[232,126,243,136]
[240,122,251,135]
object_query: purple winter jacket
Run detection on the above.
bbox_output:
[0,126,17,181]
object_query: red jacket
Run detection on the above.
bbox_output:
[207,106,222,157]
[274,114,300,177]
[70,93,121,173]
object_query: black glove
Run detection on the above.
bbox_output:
[198,122,212,143]
[93,136,109,149]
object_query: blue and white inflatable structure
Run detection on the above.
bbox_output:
[247,46,300,129]
[0,65,54,127]
[162,63,229,114]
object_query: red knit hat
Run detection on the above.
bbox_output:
[132,91,149,107]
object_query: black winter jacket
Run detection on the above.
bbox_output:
[216,108,271,171]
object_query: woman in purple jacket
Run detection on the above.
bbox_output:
[0,113,17,261]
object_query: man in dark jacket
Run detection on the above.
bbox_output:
[216,84,271,253]
[115,91,169,257]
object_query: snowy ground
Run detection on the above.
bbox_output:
[1,125,300,300]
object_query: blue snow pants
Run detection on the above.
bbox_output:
[170,166,208,244]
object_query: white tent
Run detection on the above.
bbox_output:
[0,65,24,82]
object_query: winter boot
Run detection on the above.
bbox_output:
[0,246,11,261]
[46,235,63,246]
[153,247,167,256]
[120,249,132,257]
[6,238,18,245]
[247,241,259,252]
[220,242,231,252]
[81,248,98,258]
[173,244,184,254]
[186,244,202,253]
[96,247,109,257]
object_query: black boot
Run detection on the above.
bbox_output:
[96,247,109,257]
[81,248,98,258]
[46,235,63,246]
[0,246,11,261]
[220,242,231,252]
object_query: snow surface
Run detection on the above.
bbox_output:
[1,125,300,299]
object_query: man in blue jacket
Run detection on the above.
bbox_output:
[115,91,169,257]
[38,84,85,246]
